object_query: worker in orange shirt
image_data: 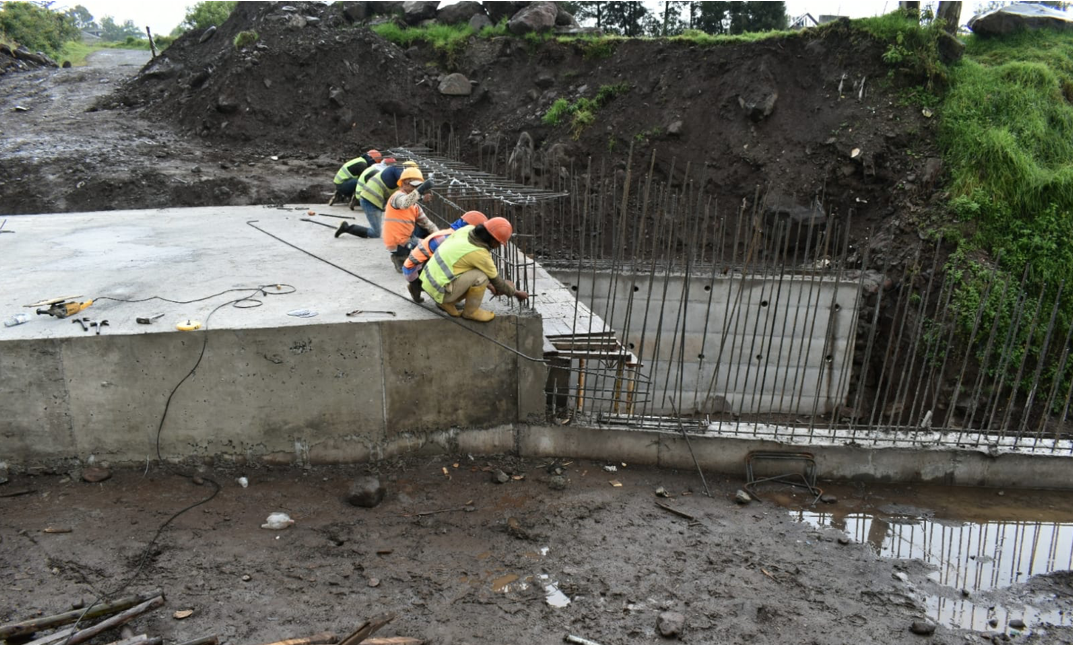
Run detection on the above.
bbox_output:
[382,167,437,272]
[402,210,488,303]
[420,217,528,322]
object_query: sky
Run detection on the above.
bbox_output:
[59,0,981,38]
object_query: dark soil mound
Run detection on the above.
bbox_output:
[110,4,940,260]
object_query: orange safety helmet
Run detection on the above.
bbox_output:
[484,217,513,245]
[367,149,382,162]
[461,211,488,226]
[399,167,424,186]
[382,157,397,165]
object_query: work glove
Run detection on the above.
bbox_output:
[416,178,435,195]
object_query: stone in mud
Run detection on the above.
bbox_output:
[820,494,838,504]
[658,611,685,637]
[346,476,385,507]
[735,490,752,504]
[548,475,567,490]
[82,467,111,483]
[491,469,510,484]
[909,621,935,636]
[439,73,472,96]
[1009,619,1026,630]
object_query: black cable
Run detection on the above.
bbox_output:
[53,284,296,644]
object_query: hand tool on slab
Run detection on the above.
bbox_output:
[0,219,13,234]
[72,317,91,332]
[136,313,165,324]
[96,320,109,335]
[346,310,396,317]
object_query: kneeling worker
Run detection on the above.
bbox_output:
[383,167,437,272]
[421,217,529,322]
[329,149,381,205]
[402,210,488,303]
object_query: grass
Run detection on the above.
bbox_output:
[542,82,631,139]
[54,36,175,66]
[233,30,259,49]
[853,9,946,88]
[371,22,473,65]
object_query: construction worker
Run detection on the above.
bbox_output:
[344,159,424,239]
[402,211,489,303]
[335,157,399,239]
[383,167,437,272]
[421,217,529,322]
[329,149,381,205]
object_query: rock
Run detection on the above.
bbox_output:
[487,1,528,23]
[342,2,369,22]
[438,1,484,24]
[62,60,71,68]
[82,467,111,483]
[658,611,685,637]
[969,2,1073,36]
[508,2,558,35]
[909,621,935,636]
[735,490,752,504]
[506,516,530,539]
[937,31,965,64]
[346,476,385,507]
[1009,619,1025,630]
[286,13,307,29]
[894,571,909,582]
[820,494,838,504]
[492,469,510,484]
[548,475,567,490]
[838,536,851,545]
[402,0,439,25]
[667,119,683,136]
[555,5,579,27]
[366,1,404,16]
[189,67,212,89]
[535,72,555,88]
[329,86,346,107]
[922,157,943,187]
[736,57,778,121]
[438,72,472,96]
[469,13,493,30]
[198,26,217,43]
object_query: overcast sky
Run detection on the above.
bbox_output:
[61,1,989,39]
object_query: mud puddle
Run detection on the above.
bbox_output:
[768,484,1073,635]
[488,547,571,607]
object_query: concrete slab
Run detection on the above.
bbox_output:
[1,205,545,466]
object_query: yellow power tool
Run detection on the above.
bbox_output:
[25,296,94,319]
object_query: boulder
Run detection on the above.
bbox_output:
[366,1,404,16]
[937,31,965,64]
[402,0,438,25]
[198,25,217,43]
[216,91,241,113]
[509,2,558,34]
[658,611,686,637]
[469,13,493,30]
[341,2,369,22]
[667,119,683,136]
[555,5,579,27]
[969,2,1073,35]
[81,467,111,483]
[329,85,346,107]
[438,72,472,96]
[438,1,484,24]
[487,1,529,23]
[346,476,385,507]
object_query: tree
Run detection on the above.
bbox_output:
[660,1,686,36]
[64,4,95,30]
[695,1,728,34]
[0,1,80,56]
[99,15,141,41]
[570,1,608,30]
[693,2,786,35]
[937,1,962,32]
[178,1,237,33]
[603,1,649,36]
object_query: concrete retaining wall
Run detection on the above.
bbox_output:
[548,269,861,416]
[0,317,545,467]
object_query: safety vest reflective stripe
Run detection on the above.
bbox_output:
[355,166,379,198]
[359,173,393,210]
[334,157,366,184]
[384,217,411,223]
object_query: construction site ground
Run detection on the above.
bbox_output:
[2,34,1073,645]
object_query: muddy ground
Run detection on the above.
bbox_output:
[3,457,1072,645]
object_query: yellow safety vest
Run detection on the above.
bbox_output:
[421,229,486,304]
[334,157,368,184]
[357,168,394,210]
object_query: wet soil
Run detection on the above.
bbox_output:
[4,458,1072,645]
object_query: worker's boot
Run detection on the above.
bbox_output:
[407,279,425,303]
[390,254,405,273]
[348,195,358,211]
[461,285,494,322]
[437,299,461,317]
[328,192,338,206]
[335,222,369,238]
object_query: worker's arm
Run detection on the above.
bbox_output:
[390,190,421,210]
[415,210,436,235]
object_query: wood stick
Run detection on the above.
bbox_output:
[173,636,219,645]
[338,614,396,645]
[252,633,337,645]
[0,590,164,639]
[0,488,35,498]
[65,596,164,645]
[24,626,76,645]
[655,501,696,522]
[99,634,149,645]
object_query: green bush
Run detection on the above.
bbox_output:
[178,1,237,34]
[233,30,258,49]
[854,9,946,88]
[371,22,472,66]
[0,1,79,58]
[542,83,632,139]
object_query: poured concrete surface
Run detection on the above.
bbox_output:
[0,206,545,466]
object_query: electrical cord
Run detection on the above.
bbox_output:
[52,284,296,645]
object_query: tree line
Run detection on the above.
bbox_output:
[562,1,790,37]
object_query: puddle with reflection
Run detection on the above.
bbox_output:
[487,546,570,607]
[777,485,1073,634]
